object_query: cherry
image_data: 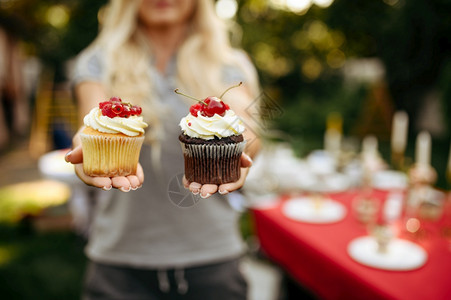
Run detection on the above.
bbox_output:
[189,103,204,116]
[174,82,242,118]
[203,97,227,117]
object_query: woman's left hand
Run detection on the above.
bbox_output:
[182,153,253,198]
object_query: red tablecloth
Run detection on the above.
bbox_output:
[251,190,451,300]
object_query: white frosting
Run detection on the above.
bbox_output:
[83,107,148,136]
[179,109,245,139]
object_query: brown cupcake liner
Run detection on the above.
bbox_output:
[80,133,144,177]
[180,141,246,184]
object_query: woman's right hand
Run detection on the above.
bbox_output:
[65,144,144,192]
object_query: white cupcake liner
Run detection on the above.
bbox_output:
[80,133,144,177]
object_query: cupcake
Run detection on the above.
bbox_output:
[80,97,148,177]
[176,83,246,185]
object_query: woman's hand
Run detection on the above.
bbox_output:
[65,145,144,192]
[182,153,253,198]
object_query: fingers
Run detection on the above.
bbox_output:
[182,176,190,189]
[73,162,144,192]
[74,164,112,190]
[188,182,201,195]
[200,184,218,199]
[135,163,144,186]
[114,163,145,192]
[187,181,218,199]
[218,167,249,195]
[112,176,133,192]
[240,153,253,168]
[65,145,83,164]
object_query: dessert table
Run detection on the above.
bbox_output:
[251,189,451,300]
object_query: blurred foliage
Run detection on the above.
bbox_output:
[0,224,86,299]
[1,0,449,138]
[236,0,451,139]
[0,0,106,81]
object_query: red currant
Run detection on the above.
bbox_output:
[99,101,110,109]
[110,96,122,102]
[99,97,142,118]
[101,103,116,118]
[111,103,124,114]
[130,105,142,116]
[120,105,131,118]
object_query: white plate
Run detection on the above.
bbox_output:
[38,149,76,182]
[348,236,427,271]
[282,196,347,224]
[372,170,408,190]
[302,173,352,194]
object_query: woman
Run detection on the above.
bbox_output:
[65,0,261,299]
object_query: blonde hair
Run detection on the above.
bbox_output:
[86,0,259,141]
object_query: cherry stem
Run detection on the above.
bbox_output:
[174,89,207,106]
[219,81,243,99]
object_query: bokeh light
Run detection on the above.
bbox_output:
[327,49,346,68]
[287,0,311,14]
[313,0,334,8]
[302,57,323,80]
[45,5,69,29]
[269,0,335,14]
[215,0,238,19]
[406,218,421,233]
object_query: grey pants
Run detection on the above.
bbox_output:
[82,258,248,300]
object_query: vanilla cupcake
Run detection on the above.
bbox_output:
[176,84,246,184]
[80,97,148,177]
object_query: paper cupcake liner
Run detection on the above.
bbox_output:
[80,133,144,177]
[180,141,246,184]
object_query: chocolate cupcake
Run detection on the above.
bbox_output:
[176,84,246,184]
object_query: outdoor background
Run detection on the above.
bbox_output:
[0,0,450,299]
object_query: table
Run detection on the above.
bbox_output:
[251,190,451,300]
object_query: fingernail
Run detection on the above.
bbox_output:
[192,189,199,195]
[131,186,139,191]
[64,151,72,162]
[201,193,211,199]
[120,186,131,192]
[243,153,253,164]
[218,189,229,195]
[102,185,112,191]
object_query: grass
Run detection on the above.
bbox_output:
[0,223,86,300]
